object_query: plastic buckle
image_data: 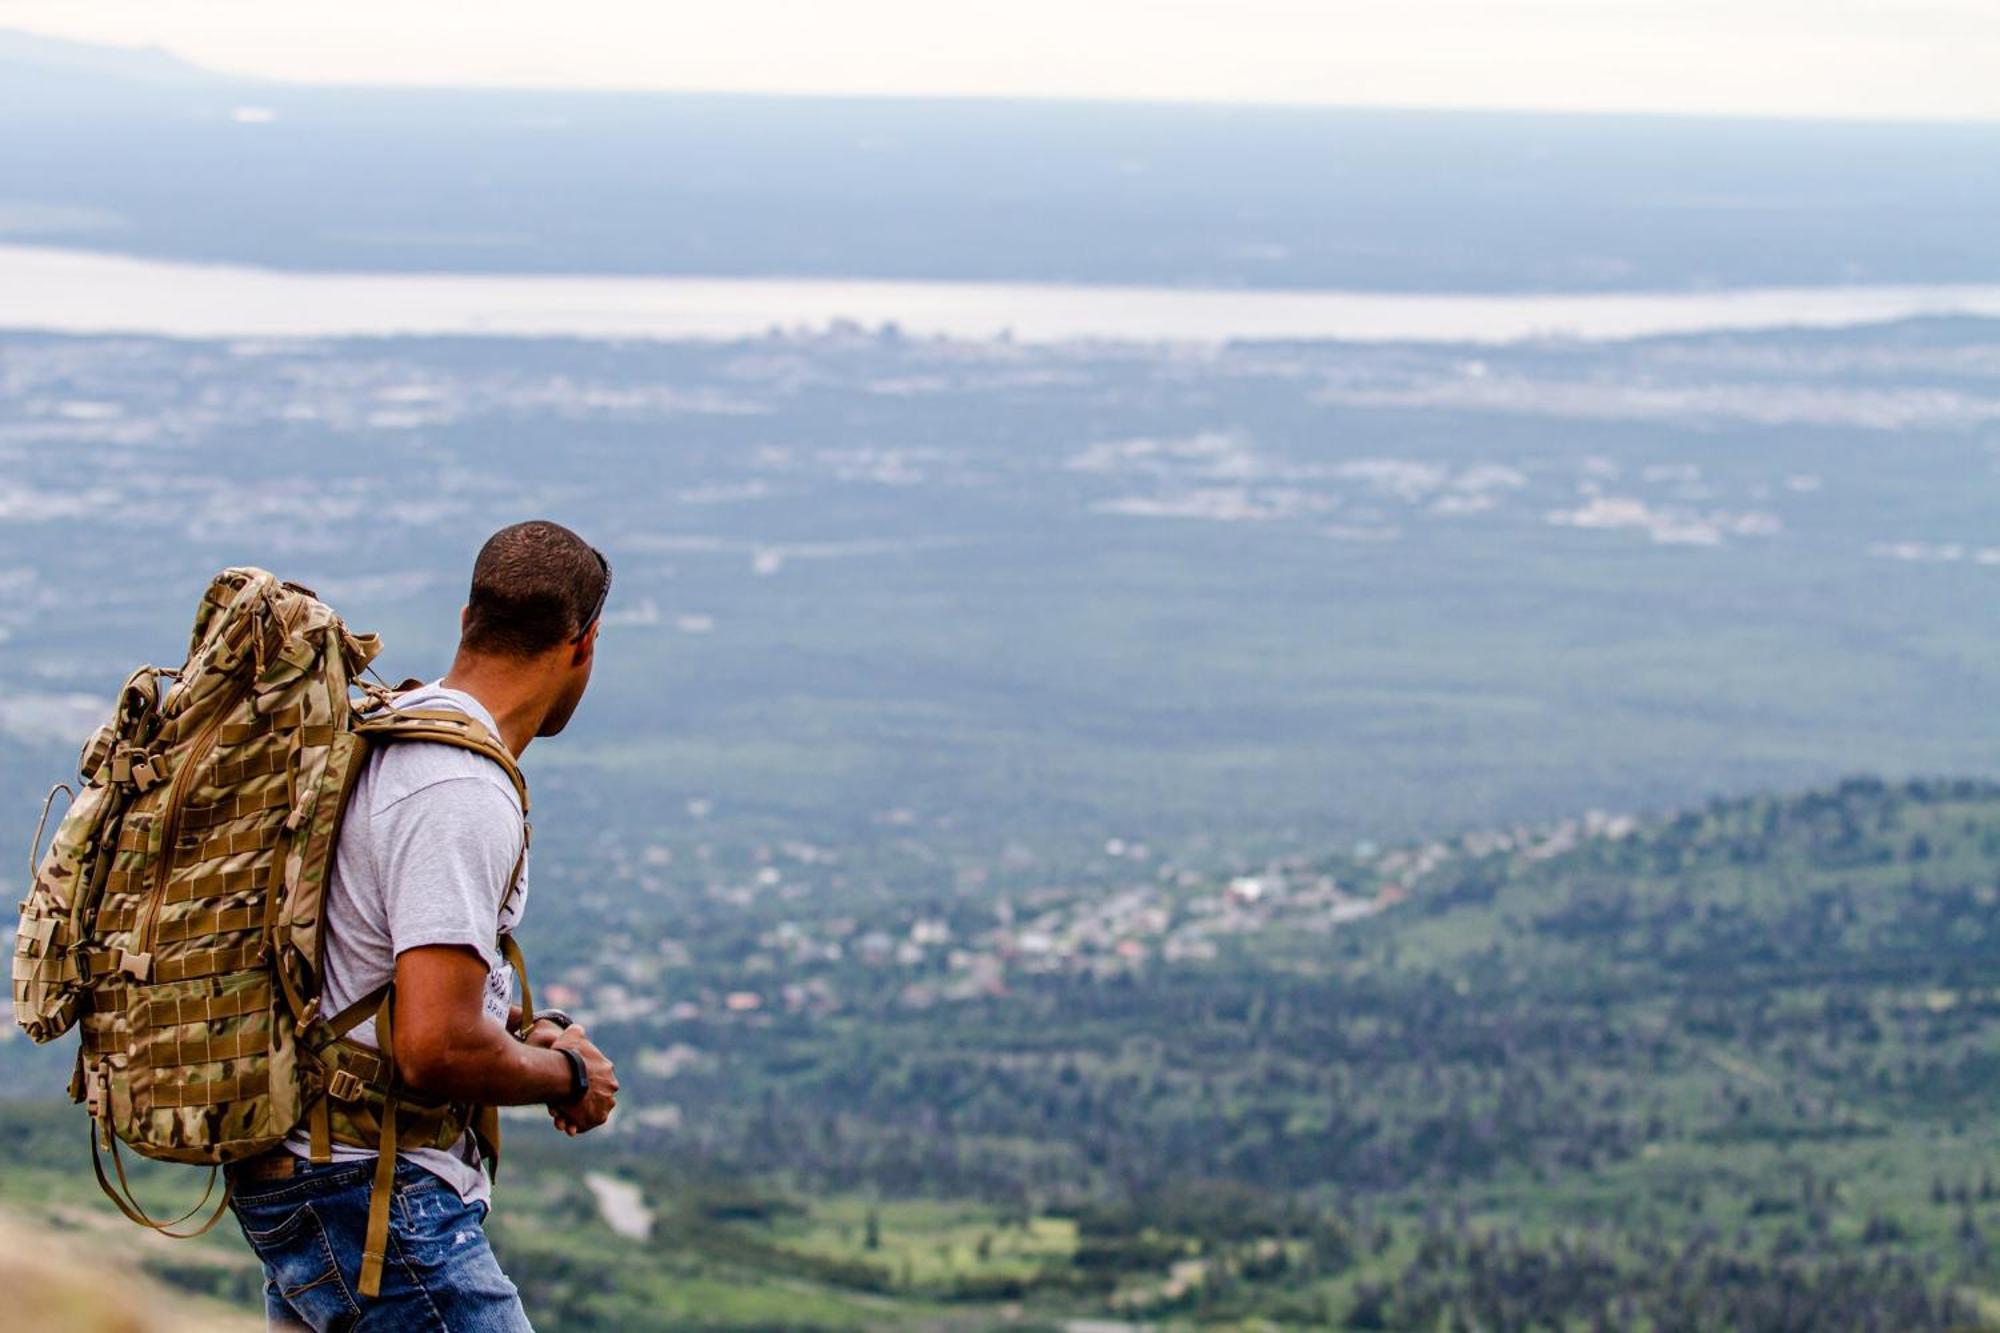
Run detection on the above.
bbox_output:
[130,751,170,793]
[72,946,94,986]
[326,1069,366,1103]
[110,745,170,792]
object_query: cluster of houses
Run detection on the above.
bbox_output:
[535,834,1475,1032]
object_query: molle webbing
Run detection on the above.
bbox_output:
[150,943,267,984]
[88,983,269,1024]
[149,1070,270,1109]
[177,786,292,832]
[164,864,274,905]
[147,1026,267,1067]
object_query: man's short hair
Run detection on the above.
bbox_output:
[461,520,609,658]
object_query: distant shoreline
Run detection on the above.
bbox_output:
[6,244,2000,346]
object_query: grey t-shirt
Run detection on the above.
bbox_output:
[282,683,529,1206]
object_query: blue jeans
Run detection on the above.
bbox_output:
[229,1156,533,1332]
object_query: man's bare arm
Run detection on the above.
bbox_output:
[392,944,617,1128]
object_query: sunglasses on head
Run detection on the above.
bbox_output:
[573,546,612,643]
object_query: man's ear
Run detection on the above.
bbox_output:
[570,621,598,668]
[460,604,472,634]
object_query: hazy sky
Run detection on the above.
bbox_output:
[5,0,1996,121]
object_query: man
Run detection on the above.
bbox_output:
[228,520,620,1331]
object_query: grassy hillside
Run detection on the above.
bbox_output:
[0,1210,261,1333]
[7,776,2000,1329]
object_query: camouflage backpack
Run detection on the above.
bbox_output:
[11,567,535,1297]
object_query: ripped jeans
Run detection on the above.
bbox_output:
[229,1155,533,1332]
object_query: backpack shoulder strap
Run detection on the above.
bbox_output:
[352,704,533,927]
[353,708,528,815]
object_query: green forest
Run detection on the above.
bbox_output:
[8,775,2000,1330]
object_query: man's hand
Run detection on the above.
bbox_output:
[522,1017,567,1049]
[548,1025,618,1136]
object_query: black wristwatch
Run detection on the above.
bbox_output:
[556,1046,589,1103]
[532,1008,576,1033]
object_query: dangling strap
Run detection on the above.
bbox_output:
[89,1126,232,1238]
[358,985,399,1299]
[360,1093,398,1297]
[309,1093,333,1163]
[471,1104,502,1179]
[501,933,534,1042]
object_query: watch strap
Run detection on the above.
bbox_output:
[556,1046,588,1103]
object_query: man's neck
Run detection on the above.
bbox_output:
[438,658,543,757]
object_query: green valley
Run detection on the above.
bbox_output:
[9,777,2000,1329]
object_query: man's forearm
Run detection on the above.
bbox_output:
[397,1026,575,1107]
